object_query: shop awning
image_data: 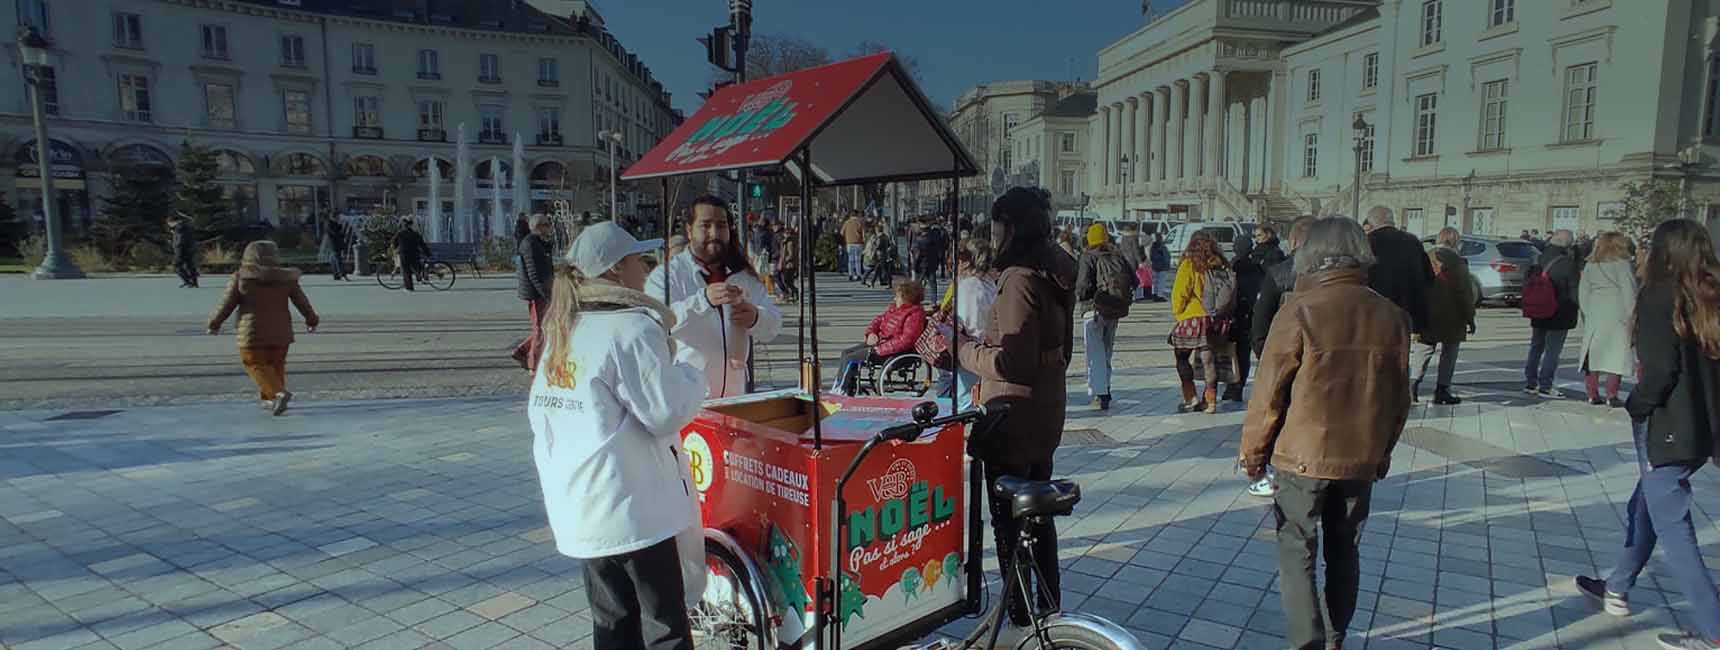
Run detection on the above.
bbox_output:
[621,52,977,186]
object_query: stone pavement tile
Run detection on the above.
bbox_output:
[1190,599,1252,628]
[101,615,200,650]
[384,597,458,627]
[495,604,569,635]
[1127,607,1189,637]
[7,627,104,650]
[417,610,486,640]
[442,622,520,650]
[1179,619,1242,649]
[324,616,405,646]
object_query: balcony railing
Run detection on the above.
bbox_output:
[417,128,446,142]
[537,133,563,146]
[416,71,440,80]
[353,126,384,139]
[537,79,559,88]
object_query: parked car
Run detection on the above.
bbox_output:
[1165,221,1256,266]
[1421,235,1538,306]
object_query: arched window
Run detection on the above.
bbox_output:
[214,150,256,177]
[412,157,454,178]
[530,161,568,187]
[475,160,511,183]
[109,143,173,170]
[345,155,389,177]
[279,152,327,177]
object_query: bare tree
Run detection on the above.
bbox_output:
[849,40,923,86]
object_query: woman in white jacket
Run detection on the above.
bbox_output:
[1578,231,1637,407]
[529,222,709,650]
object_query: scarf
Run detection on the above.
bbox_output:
[575,279,677,331]
[1313,255,1364,273]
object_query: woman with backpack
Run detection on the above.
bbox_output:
[1578,231,1637,407]
[1170,230,1236,414]
[1076,223,1138,411]
[1574,219,1720,650]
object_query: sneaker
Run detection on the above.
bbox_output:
[1524,384,1540,395]
[1609,396,1626,409]
[1589,396,1606,406]
[1095,395,1112,411]
[1538,387,1566,399]
[1656,632,1720,650]
[1246,475,1277,498]
[1433,390,1463,406]
[271,391,293,416]
[1177,399,1202,414]
[1574,575,1630,616]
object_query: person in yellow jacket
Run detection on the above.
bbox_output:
[1168,231,1234,413]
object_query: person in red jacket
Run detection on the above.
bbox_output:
[834,279,928,394]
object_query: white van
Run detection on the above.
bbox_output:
[1164,222,1257,267]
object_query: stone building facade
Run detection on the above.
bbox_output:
[1009,91,1097,214]
[947,79,1084,214]
[1,0,682,236]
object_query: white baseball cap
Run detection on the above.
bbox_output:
[566,222,662,277]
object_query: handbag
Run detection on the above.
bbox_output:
[915,307,955,370]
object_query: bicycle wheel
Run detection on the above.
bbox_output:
[425,262,456,291]
[691,539,769,650]
[376,262,401,290]
[1011,614,1142,650]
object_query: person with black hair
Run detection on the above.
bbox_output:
[955,186,1076,631]
[646,195,782,398]
[392,219,430,292]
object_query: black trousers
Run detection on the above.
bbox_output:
[1273,472,1372,650]
[985,459,1060,627]
[835,345,885,395]
[581,536,692,650]
[174,254,198,286]
[400,256,422,291]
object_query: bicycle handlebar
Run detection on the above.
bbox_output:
[877,402,1010,444]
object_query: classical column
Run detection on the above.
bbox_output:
[1124,97,1138,191]
[1099,105,1112,190]
[1139,91,1154,189]
[1192,75,1209,181]
[1113,102,1126,187]
[1170,80,1187,182]
[1207,70,1228,181]
[1265,70,1288,193]
[1155,86,1172,183]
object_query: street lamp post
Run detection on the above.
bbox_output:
[597,129,623,222]
[18,26,82,279]
[1350,113,1368,221]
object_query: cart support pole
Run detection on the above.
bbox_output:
[803,147,824,449]
[661,177,672,313]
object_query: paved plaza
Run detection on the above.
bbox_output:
[2,336,1714,650]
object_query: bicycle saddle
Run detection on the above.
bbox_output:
[992,476,1081,519]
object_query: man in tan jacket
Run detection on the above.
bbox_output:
[841,211,867,281]
[1239,217,1411,650]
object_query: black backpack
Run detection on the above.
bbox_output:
[1091,251,1136,319]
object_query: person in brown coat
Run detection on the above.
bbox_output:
[955,187,1075,629]
[207,240,320,415]
[1239,217,1411,650]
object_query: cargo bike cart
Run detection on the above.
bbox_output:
[622,53,1141,650]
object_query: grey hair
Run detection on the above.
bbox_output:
[1366,206,1395,227]
[1549,229,1574,247]
[1294,216,1377,275]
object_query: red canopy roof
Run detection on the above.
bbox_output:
[621,52,977,185]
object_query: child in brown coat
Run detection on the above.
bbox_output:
[208,240,320,415]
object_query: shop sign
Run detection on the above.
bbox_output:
[14,139,85,179]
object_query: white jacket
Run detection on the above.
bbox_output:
[645,250,783,398]
[529,299,709,559]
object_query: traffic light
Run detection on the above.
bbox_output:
[749,182,764,199]
[700,26,734,72]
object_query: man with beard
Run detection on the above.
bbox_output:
[647,195,782,398]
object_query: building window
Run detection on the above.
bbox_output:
[281,35,306,68]
[1490,0,1515,27]
[284,89,312,134]
[538,106,562,143]
[1420,0,1442,47]
[418,99,444,129]
[1414,93,1439,157]
[418,49,440,79]
[112,12,143,49]
[538,57,559,87]
[354,96,380,128]
[1706,57,1720,137]
[1363,53,1379,90]
[201,25,230,60]
[34,67,59,116]
[1358,122,1376,173]
[1563,63,1598,142]
[1302,133,1319,178]
[17,0,48,31]
[1479,80,1509,150]
[1405,208,1426,231]
[352,43,376,74]
[118,73,151,122]
[479,53,501,83]
[205,82,236,129]
[1059,171,1076,196]
[1307,69,1322,104]
[1060,133,1076,153]
[1551,205,1580,232]
[479,104,505,143]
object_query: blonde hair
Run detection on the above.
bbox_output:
[1436,227,1462,249]
[1590,231,1631,263]
[538,265,587,389]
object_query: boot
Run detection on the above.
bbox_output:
[1176,381,1199,413]
[1433,387,1462,405]
[1411,380,1421,403]
[1095,394,1112,411]
[1202,387,1219,414]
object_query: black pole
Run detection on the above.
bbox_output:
[947,160,961,403]
[661,177,671,310]
[803,148,823,449]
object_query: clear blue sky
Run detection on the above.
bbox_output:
[594,0,1170,114]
